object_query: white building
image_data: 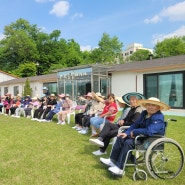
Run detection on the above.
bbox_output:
[122,43,153,60]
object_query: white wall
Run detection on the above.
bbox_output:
[0,72,16,83]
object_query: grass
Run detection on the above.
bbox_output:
[0,113,184,185]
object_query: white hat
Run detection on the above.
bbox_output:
[116,97,130,106]
[138,97,170,111]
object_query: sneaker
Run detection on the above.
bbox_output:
[92,150,107,156]
[72,126,78,129]
[31,118,38,121]
[100,158,115,167]
[61,121,66,125]
[108,166,124,176]
[76,127,83,131]
[90,133,99,137]
[57,121,62,124]
[79,130,88,134]
[89,138,104,147]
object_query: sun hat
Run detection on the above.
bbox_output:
[122,92,145,105]
[58,93,65,98]
[84,92,92,98]
[138,97,170,111]
[65,94,70,97]
[95,92,104,98]
[43,87,48,90]
[40,94,46,99]
[50,93,56,97]
[31,96,38,100]
[116,97,130,106]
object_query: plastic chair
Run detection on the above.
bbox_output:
[66,101,77,124]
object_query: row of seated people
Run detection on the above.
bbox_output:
[87,92,170,177]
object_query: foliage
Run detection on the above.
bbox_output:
[128,49,152,62]
[23,78,32,97]
[154,36,185,58]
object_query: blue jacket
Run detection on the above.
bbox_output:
[125,110,165,137]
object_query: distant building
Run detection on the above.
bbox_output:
[122,43,153,60]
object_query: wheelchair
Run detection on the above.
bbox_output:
[117,119,184,181]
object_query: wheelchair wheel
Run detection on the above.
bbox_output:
[145,138,184,179]
[133,169,147,181]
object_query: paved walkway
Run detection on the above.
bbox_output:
[162,109,185,117]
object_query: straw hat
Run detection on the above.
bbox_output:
[50,93,56,97]
[65,94,70,97]
[138,97,170,111]
[31,96,38,100]
[84,92,92,98]
[95,92,104,98]
[116,97,130,106]
[122,92,145,104]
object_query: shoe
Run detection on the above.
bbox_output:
[90,133,99,137]
[76,127,83,131]
[72,126,78,129]
[31,118,38,121]
[14,115,20,118]
[61,121,66,125]
[89,138,104,147]
[92,150,107,156]
[79,130,88,134]
[108,166,124,176]
[100,158,115,167]
[57,121,62,124]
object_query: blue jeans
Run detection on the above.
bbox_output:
[90,116,109,129]
[110,136,134,169]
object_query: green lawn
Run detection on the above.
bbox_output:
[0,114,184,185]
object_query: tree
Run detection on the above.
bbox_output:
[23,78,32,97]
[128,49,152,62]
[154,36,185,58]
[95,33,123,64]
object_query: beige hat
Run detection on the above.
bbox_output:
[50,94,56,97]
[138,97,170,111]
[116,97,130,106]
[31,97,38,100]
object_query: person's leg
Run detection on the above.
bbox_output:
[45,110,55,120]
[42,108,51,119]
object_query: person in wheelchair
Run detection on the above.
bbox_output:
[89,92,144,156]
[100,97,170,176]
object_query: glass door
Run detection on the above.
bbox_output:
[100,77,109,97]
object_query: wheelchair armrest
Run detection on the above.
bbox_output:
[118,126,130,133]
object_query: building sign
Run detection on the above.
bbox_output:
[58,67,92,80]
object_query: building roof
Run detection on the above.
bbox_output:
[0,70,18,78]
[0,73,57,85]
[109,54,185,73]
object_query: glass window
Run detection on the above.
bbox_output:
[14,86,19,96]
[43,82,57,95]
[4,87,8,95]
[144,72,184,108]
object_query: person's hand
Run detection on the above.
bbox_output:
[117,132,127,138]
[130,131,135,138]
[118,120,124,126]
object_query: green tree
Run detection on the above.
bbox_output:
[23,78,32,97]
[94,33,123,64]
[128,49,152,62]
[154,36,185,58]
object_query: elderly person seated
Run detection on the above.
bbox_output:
[78,92,105,135]
[90,92,118,137]
[89,92,144,156]
[57,94,73,125]
[100,97,170,176]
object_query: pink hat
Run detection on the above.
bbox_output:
[84,92,92,98]
[58,94,65,98]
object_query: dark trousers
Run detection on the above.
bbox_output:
[75,113,84,126]
[99,122,119,152]
[110,136,134,169]
[42,107,51,119]
[45,110,56,120]
[33,107,45,119]
[10,107,17,115]
[83,114,95,127]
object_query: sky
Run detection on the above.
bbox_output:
[0,0,185,51]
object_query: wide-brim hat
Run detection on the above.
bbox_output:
[84,92,92,98]
[58,94,65,98]
[122,92,145,104]
[116,97,130,106]
[50,93,56,97]
[43,87,48,90]
[31,96,38,100]
[65,94,70,97]
[95,92,104,98]
[40,94,46,99]
[138,97,170,111]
